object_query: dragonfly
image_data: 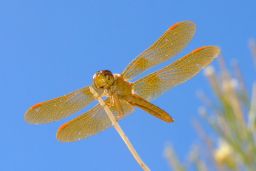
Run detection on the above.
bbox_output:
[25,21,220,142]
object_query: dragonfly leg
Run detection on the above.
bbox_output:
[112,94,124,120]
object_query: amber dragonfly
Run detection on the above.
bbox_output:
[25,21,220,142]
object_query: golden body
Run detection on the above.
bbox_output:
[94,71,173,122]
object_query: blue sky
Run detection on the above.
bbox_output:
[0,0,255,170]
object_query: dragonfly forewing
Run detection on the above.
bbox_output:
[122,21,196,80]
[25,86,97,124]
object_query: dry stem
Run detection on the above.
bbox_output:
[89,86,151,171]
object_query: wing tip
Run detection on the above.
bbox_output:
[56,122,80,143]
[24,109,37,124]
[56,123,68,142]
[31,102,43,109]
[24,102,45,124]
[193,46,221,58]
[169,20,196,31]
[24,109,50,124]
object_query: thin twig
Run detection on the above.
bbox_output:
[89,86,151,171]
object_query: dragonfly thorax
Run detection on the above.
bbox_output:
[93,70,115,89]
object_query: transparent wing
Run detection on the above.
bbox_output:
[133,46,220,101]
[122,21,196,80]
[25,86,97,124]
[57,98,134,142]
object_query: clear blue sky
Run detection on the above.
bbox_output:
[1,0,255,171]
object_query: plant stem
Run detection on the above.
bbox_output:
[89,86,151,171]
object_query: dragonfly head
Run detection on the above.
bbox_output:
[93,70,114,89]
